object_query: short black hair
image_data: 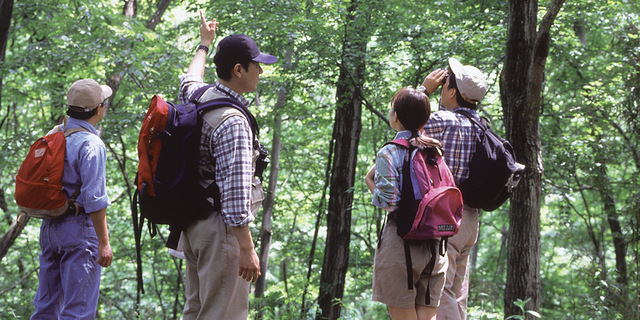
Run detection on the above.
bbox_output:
[66,104,100,120]
[215,60,252,81]
[447,68,478,110]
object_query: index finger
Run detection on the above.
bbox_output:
[199,10,207,26]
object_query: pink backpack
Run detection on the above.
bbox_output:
[385,138,463,304]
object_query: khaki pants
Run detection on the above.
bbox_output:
[373,219,448,309]
[182,212,250,320]
[436,205,479,320]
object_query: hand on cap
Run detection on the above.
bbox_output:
[199,10,219,47]
[421,69,448,96]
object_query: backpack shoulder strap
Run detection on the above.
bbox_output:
[198,97,259,138]
[189,84,217,102]
[202,106,245,133]
[453,108,488,131]
[385,138,411,149]
[63,127,89,137]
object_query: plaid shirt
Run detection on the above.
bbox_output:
[422,105,480,185]
[371,131,412,212]
[179,74,255,227]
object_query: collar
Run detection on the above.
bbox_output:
[65,117,98,135]
[393,130,412,140]
[215,81,250,106]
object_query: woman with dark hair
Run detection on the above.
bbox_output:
[365,87,448,320]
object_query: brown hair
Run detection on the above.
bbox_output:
[392,87,431,135]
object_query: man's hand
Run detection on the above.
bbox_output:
[199,10,219,47]
[238,248,261,283]
[96,242,113,268]
[233,225,261,283]
[89,208,112,268]
[421,68,448,96]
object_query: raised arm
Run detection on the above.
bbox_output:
[186,10,219,78]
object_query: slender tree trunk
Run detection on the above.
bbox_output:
[317,1,369,319]
[123,0,136,17]
[302,138,334,318]
[0,0,14,121]
[0,216,30,262]
[0,0,22,263]
[254,85,287,320]
[501,0,564,318]
[146,0,173,31]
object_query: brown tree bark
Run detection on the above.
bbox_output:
[0,0,13,120]
[254,71,289,320]
[146,0,173,31]
[317,1,369,319]
[123,0,136,18]
[501,0,564,318]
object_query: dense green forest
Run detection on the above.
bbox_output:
[1,0,638,319]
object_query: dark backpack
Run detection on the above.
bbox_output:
[132,84,257,248]
[453,109,525,211]
[14,124,86,220]
[130,85,257,294]
[386,138,464,305]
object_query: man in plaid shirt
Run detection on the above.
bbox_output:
[178,11,277,320]
[420,58,489,320]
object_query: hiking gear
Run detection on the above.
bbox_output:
[14,127,87,219]
[132,85,259,294]
[133,84,257,245]
[386,138,464,305]
[453,109,525,211]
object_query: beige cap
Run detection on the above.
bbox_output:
[66,79,113,112]
[448,57,488,102]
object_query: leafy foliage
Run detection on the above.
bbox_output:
[0,0,638,319]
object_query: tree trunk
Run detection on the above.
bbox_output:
[123,0,136,18]
[0,215,30,262]
[501,0,564,318]
[146,0,173,31]
[255,83,287,319]
[0,0,14,120]
[317,1,368,319]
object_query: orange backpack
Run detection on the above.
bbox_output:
[14,124,86,219]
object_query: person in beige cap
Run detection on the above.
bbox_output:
[418,58,489,320]
[31,79,113,319]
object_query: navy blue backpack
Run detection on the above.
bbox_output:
[453,109,525,211]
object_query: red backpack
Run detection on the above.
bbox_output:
[14,124,86,219]
[385,138,464,305]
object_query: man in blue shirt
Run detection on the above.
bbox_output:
[32,79,113,320]
[421,58,489,320]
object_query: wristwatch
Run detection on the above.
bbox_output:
[417,86,429,96]
[196,44,209,54]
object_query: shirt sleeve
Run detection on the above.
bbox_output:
[371,144,403,211]
[178,73,208,104]
[211,116,255,227]
[76,138,110,213]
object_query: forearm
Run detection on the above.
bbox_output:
[365,165,376,193]
[89,207,113,267]
[187,11,218,78]
[89,208,109,245]
[232,224,255,251]
[186,45,209,79]
[232,224,261,283]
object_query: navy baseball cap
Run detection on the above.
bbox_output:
[214,34,278,67]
